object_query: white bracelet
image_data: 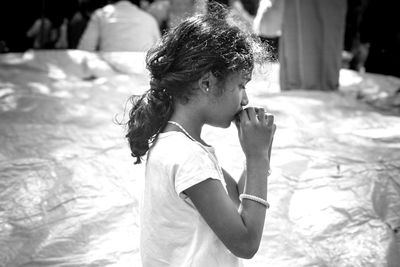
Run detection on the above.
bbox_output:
[239,194,270,209]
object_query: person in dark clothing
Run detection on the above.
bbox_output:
[0,1,41,52]
[279,0,347,91]
[0,0,75,52]
[343,0,370,72]
[359,0,400,78]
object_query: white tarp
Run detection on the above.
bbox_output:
[0,50,399,267]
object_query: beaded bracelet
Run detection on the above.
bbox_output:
[239,194,270,209]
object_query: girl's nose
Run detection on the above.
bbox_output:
[241,90,249,106]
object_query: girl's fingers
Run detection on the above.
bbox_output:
[257,108,266,123]
[245,107,257,122]
[266,113,274,127]
[239,108,249,123]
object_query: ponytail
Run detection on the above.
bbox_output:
[126,86,173,164]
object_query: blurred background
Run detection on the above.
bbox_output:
[0,0,399,78]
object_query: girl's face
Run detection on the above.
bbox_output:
[206,71,250,128]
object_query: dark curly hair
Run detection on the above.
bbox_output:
[125,4,266,164]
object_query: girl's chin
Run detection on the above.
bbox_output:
[223,119,235,128]
[210,120,232,129]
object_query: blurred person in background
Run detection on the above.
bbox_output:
[359,0,400,78]
[253,0,284,61]
[279,0,347,91]
[0,0,73,52]
[25,0,74,49]
[78,0,161,52]
[166,0,207,30]
[206,0,256,33]
[143,0,171,33]
[67,0,108,49]
[343,0,370,73]
[144,0,256,35]
[143,0,206,34]
[229,0,257,32]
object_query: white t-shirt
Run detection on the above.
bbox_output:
[78,1,161,52]
[140,131,242,267]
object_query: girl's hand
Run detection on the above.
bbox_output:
[235,107,276,162]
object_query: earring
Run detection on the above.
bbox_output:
[205,87,209,92]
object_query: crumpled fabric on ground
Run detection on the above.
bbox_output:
[0,50,399,267]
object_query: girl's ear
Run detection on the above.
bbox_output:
[198,71,218,94]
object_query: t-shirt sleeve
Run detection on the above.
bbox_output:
[174,146,223,199]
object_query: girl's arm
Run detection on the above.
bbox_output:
[185,107,275,259]
[221,168,246,207]
[185,157,269,259]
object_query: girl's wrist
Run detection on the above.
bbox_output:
[245,154,270,165]
[244,158,270,179]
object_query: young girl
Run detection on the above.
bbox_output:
[125,6,276,266]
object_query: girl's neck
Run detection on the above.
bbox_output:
[165,107,207,145]
[163,97,211,146]
[167,116,202,139]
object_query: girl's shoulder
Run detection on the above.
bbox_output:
[150,131,211,162]
[155,131,203,151]
[148,131,221,180]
